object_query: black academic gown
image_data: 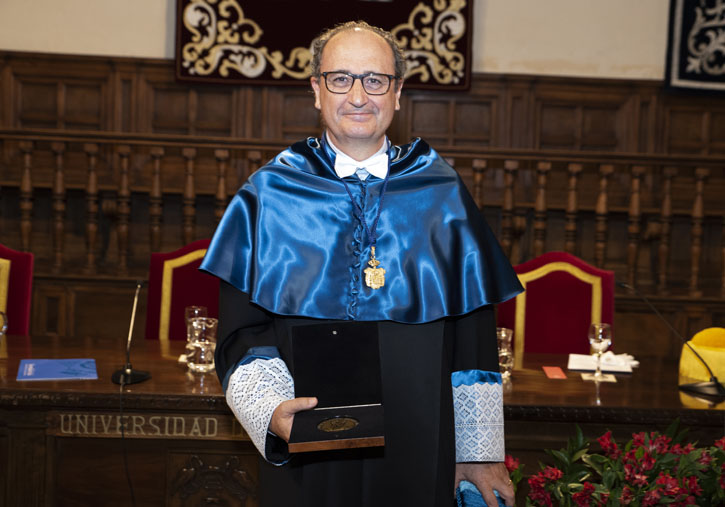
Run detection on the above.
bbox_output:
[216,281,500,507]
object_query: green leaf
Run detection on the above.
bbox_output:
[571,448,588,463]
[582,455,603,476]
[549,449,570,467]
[574,425,585,448]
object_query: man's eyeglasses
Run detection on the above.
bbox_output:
[319,72,398,95]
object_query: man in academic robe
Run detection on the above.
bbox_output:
[201,21,522,507]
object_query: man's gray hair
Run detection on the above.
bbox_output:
[310,20,406,82]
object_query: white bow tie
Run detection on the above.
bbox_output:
[334,152,389,180]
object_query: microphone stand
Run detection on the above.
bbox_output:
[618,281,725,402]
[112,281,151,385]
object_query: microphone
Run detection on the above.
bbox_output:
[111,281,151,385]
[617,280,725,401]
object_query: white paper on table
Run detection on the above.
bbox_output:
[567,352,636,373]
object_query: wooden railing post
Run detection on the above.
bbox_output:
[149,147,164,253]
[83,143,99,273]
[214,149,229,224]
[501,160,519,258]
[657,167,677,293]
[533,161,551,257]
[689,167,709,297]
[51,142,66,273]
[182,147,197,245]
[626,165,646,290]
[246,150,262,184]
[116,145,131,275]
[595,164,614,268]
[565,163,583,254]
[472,158,487,210]
[18,141,34,252]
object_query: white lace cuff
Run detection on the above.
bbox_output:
[225,357,294,463]
[452,369,505,462]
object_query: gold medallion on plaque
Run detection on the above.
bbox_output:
[364,246,386,289]
[317,417,359,433]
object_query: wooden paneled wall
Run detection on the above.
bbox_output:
[1,51,725,354]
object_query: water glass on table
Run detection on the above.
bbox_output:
[588,323,612,380]
[184,306,207,358]
[496,327,514,380]
[187,317,218,373]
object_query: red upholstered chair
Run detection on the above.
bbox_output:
[497,251,614,368]
[144,239,219,351]
[0,243,34,336]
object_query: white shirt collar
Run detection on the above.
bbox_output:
[327,133,389,180]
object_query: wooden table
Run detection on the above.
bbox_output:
[1,335,723,506]
[1,335,255,507]
[503,354,724,471]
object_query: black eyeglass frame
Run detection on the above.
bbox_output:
[318,71,400,95]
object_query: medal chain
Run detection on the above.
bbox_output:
[339,162,391,254]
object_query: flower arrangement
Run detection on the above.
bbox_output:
[505,422,725,506]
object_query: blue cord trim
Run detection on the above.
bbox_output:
[451,369,502,387]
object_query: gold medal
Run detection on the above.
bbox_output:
[364,246,386,289]
[317,416,359,433]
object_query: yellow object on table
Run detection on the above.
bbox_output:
[679,327,725,383]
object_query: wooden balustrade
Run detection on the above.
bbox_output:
[83,143,99,274]
[690,168,709,297]
[18,141,33,253]
[533,161,551,258]
[472,159,487,210]
[565,163,582,255]
[594,164,613,268]
[117,145,132,275]
[50,141,66,273]
[657,167,676,293]
[1,128,725,303]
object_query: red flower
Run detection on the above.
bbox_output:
[698,451,713,466]
[619,486,635,505]
[504,454,519,473]
[715,436,725,450]
[542,466,563,481]
[656,472,682,496]
[527,475,553,507]
[632,431,646,448]
[640,451,656,471]
[597,430,621,459]
[651,434,671,454]
[572,482,595,506]
[683,475,702,496]
[642,488,662,506]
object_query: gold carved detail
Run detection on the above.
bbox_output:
[181,0,310,80]
[392,0,467,85]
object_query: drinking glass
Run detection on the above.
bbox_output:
[184,306,207,356]
[187,317,218,373]
[496,327,514,380]
[588,323,612,380]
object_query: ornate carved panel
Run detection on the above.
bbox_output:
[167,452,258,507]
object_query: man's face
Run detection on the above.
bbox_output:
[310,29,402,159]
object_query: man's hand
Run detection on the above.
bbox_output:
[269,397,318,441]
[455,462,514,507]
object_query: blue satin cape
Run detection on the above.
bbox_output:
[200,136,522,323]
